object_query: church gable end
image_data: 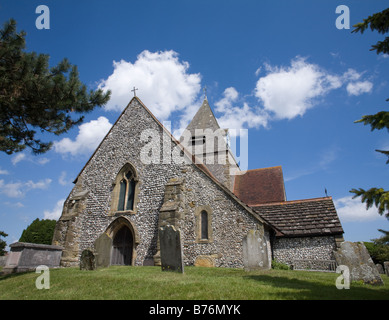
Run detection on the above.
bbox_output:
[53,97,271,269]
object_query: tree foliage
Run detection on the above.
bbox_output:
[0,19,111,154]
[19,218,57,245]
[352,8,389,55]
[364,230,389,265]
[350,8,389,220]
[0,230,8,256]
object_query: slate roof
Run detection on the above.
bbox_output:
[233,166,286,205]
[251,197,344,238]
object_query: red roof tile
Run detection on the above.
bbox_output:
[233,166,286,205]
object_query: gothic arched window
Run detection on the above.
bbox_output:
[117,170,136,211]
[110,163,138,215]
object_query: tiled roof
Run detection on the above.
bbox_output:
[251,197,344,237]
[233,166,286,205]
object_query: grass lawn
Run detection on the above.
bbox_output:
[0,266,388,300]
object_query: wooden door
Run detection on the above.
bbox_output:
[111,226,133,265]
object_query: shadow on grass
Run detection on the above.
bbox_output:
[0,270,35,281]
[245,273,389,300]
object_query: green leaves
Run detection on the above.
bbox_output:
[0,19,111,154]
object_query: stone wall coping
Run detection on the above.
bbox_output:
[9,242,64,251]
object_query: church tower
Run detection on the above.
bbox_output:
[180,97,240,191]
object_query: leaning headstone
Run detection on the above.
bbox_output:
[384,261,389,276]
[159,225,184,273]
[334,241,384,285]
[80,249,95,270]
[376,263,384,274]
[242,229,270,270]
[94,232,112,268]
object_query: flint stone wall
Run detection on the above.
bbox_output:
[273,236,337,267]
[52,98,270,269]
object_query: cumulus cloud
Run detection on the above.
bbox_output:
[44,199,65,220]
[214,87,268,135]
[98,50,202,120]
[54,116,112,156]
[11,153,50,166]
[0,178,52,198]
[334,196,386,222]
[346,81,373,96]
[254,57,342,120]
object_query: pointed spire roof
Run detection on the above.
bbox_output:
[185,99,221,135]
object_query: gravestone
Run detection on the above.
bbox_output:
[242,229,270,270]
[80,249,95,270]
[3,242,63,274]
[376,263,384,274]
[334,241,383,285]
[159,225,184,273]
[384,261,389,277]
[94,232,113,268]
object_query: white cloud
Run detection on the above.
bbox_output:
[54,116,112,156]
[346,81,373,96]
[11,153,50,166]
[12,153,26,165]
[44,199,65,220]
[254,57,342,120]
[98,50,202,121]
[0,168,9,175]
[334,196,386,222]
[58,171,71,186]
[214,87,239,113]
[0,178,52,198]
[214,87,268,135]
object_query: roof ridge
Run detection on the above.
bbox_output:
[244,166,283,172]
[251,196,333,207]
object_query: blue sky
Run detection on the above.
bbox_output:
[0,0,388,248]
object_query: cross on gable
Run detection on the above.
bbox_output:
[131,86,138,97]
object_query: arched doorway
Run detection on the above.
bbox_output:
[111,225,133,265]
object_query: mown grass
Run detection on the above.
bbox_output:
[0,266,388,300]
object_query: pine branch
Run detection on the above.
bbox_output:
[350,187,389,218]
[0,19,111,154]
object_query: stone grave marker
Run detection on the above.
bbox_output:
[3,242,63,274]
[376,263,384,274]
[242,229,270,270]
[384,261,389,277]
[94,232,112,268]
[80,249,96,270]
[159,225,184,273]
[334,241,384,285]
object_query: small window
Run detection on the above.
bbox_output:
[201,210,208,240]
[191,135,206,146]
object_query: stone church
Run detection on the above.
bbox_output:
[52,96,344,270]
